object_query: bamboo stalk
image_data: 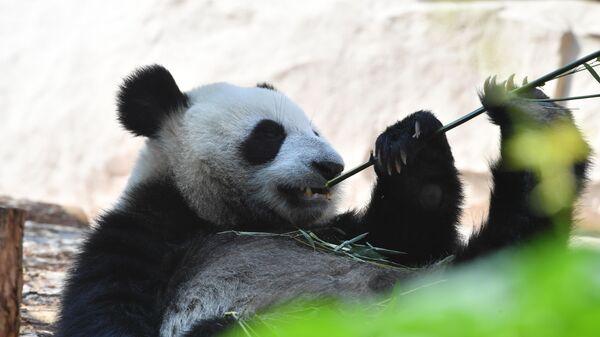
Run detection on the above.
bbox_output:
[325,50,600,188]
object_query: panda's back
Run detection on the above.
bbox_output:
[159,233,414,337]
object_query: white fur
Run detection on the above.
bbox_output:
[124,82,344,227]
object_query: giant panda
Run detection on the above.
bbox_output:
[55,66,590,337]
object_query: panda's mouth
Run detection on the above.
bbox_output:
[278,186,333,203]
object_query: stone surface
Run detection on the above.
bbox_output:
[1,0,599,230]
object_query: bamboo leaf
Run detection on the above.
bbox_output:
[223,229,410,269]
[366,243,406,255]
[584,63,600,85]
[298,229,316,250]
[333,232,369,252]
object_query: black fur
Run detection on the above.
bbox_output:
[117,65,189,137]
[455,87,590,261]
[257,82,276,91]
[55,177,216,337]
[329,110,463,267]
[240,119,287,165]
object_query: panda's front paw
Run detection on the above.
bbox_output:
[480,75,568,129]
[374,110,446,177]
[480,75,523,127]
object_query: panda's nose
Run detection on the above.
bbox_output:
[312,161,344,181]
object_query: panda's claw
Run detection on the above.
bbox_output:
[506,74,516,90]
[394,159,402,174]
[491,75,497,87]
[387,161,394,176]
[522,76,528,86]
[412,121,421,139]
[400,149,407,165]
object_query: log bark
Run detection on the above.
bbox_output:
[0,207,26,337]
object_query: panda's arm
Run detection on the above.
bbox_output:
[457,81,591,261]
[55,178,206,337]
[54,214,165,337]
[330,111,464,267]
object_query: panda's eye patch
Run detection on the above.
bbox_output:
[252,119,285,140]
[240,119,287,165]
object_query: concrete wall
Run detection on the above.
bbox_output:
[1,0,600,231]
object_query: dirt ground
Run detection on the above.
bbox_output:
[19,221,86,337]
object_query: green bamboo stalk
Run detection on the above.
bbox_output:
[325,50,600,188]
[553,60,600,79]
[527,93,600,103]
[324,158,375,189]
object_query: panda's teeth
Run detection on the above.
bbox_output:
[297,187,332,200]
[304,187,313,198]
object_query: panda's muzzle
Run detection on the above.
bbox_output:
[275,159,341,205]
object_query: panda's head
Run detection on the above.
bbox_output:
[117,65,345,228]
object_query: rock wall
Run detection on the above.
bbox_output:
[1,0,600,230]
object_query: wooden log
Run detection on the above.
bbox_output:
[0,207,26,337]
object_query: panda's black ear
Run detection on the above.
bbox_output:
[117,65,189,137]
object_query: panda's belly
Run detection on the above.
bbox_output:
[159,235,413,337]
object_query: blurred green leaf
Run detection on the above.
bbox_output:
[505,122,589,215]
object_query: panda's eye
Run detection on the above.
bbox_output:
[240,119,287,165]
